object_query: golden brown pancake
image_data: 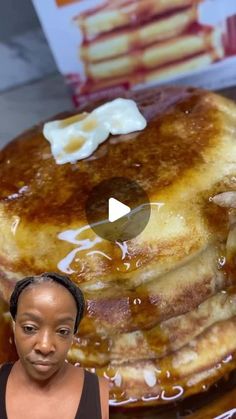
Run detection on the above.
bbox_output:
[185,386,236,418]
[0,86,235,408]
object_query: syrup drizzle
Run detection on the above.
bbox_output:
[57,202,164,274]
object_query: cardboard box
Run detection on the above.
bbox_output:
[33,0,236,106]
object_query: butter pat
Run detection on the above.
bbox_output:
[43,98,147,164]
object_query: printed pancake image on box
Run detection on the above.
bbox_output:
[33,0,236,105]
[0,85,236,417]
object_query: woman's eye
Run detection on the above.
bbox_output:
[22,325,36,334]
[58,329,71,336]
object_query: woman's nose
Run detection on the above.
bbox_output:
[34,330,55,354]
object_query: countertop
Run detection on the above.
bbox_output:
[0,73,71,149]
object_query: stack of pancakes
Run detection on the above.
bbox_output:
[0,86,235,408]
[75,0,224,93]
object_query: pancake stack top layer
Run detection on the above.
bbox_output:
[74,0,225,93]
[0,86,235,407]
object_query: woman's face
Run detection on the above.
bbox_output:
[13,281,77,381]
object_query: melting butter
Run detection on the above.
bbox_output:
[43,98,147,164]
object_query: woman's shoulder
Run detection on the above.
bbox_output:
[98,375,110,391]
[98,376,110,419]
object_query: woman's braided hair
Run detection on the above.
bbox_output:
[9,272,85,334]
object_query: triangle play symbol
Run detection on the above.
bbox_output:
[108,197,131,222]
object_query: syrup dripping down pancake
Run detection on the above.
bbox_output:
[0,86,235,407]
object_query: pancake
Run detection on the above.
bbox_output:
[80,8,197,63]
[87,319,236,406]
[144,52,219,83]
[0,86,235,407]
[81,53,217,94]
[76,0,195,39]
[85,31,221,80]
[185,386,236,418]
[67,287,236,367]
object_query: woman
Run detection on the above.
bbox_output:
[0,272,109,419]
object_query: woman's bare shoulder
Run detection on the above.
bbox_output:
[98,376,110,419]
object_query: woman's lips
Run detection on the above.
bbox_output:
[31,361,55,372]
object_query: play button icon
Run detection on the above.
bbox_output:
[85,177,150,242]
[108,198,130,222]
